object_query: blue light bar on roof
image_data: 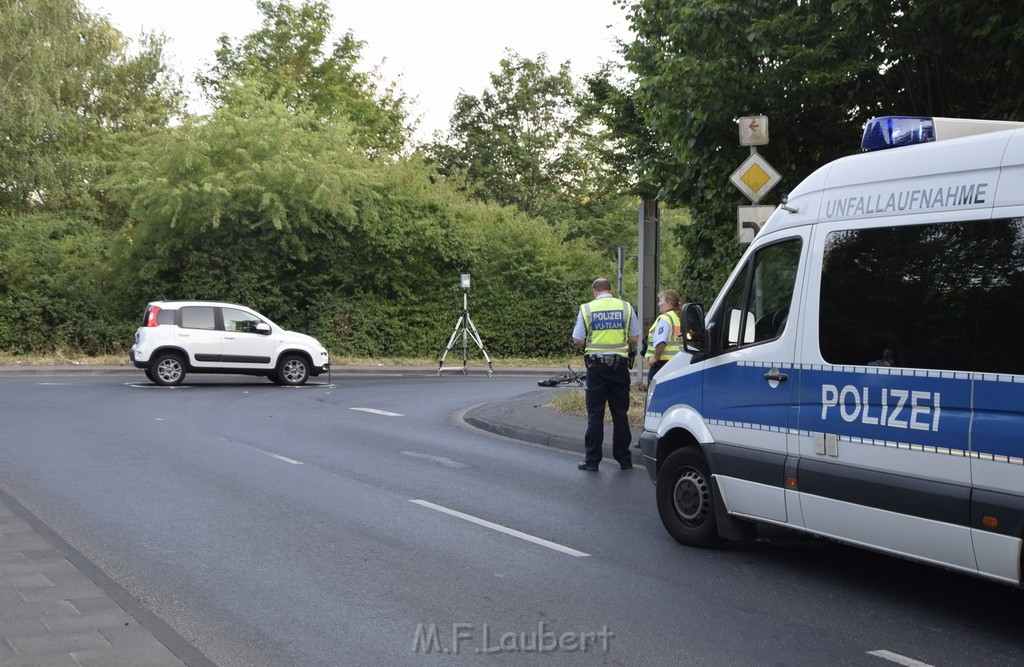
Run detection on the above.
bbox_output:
[861,116,935,151]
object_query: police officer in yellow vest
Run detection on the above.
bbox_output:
[572,278,640,471]
[644,290,682,383]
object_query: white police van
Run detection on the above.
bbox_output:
[641,116,1024,586]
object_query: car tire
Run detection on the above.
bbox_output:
[151,352,186,386]
[276,354,309,386]
[656,447,721,547]
[144,367,155,382]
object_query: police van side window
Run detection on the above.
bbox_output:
[974,218,1024,375]
[718,238,802,351]
[819,218,1024,375]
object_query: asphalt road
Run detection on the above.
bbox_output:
[1,371,1023,666]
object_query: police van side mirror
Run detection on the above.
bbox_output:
[681,303,707,353]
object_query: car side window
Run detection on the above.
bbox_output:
[717,238,802,351]
[179,306,216,330]
[222,308,263,334]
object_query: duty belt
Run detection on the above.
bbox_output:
[584,354,626,369]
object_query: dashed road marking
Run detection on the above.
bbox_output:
[411,499,590,557]
[350,407,404,417]
[401,451,467,469]
[867,650,932,666]
[255,449,303,465]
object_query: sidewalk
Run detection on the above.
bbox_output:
[0,366,639,664]
[0,491,210,666]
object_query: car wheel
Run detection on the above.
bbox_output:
[144,367,155,382]
[151,353,186,386]
[656,447,721,547]
[276,354,309,386]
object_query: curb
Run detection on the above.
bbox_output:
[463,414,580,453]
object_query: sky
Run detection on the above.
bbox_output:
[78,0,633,142]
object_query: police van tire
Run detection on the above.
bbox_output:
[656,447,721,547]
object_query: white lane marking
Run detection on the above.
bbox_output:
[401,451,467,469]
[350,407,404,417]
[411,499,590,558]
[125,383,191,389]
[38,383,71,386]
[255,449,303,465]
[867,650,933,666]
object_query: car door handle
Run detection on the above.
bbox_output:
[763,370,788,382]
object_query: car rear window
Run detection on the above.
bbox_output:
[142,306,177,326]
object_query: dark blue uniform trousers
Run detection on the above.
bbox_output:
[583,363,633,467]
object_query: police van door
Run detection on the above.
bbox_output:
[795,216,976,573]
[701,230,807,527]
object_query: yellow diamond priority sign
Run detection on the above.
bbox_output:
[730,153,780,203]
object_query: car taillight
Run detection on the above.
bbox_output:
[145,306,161,327]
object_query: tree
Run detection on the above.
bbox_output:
[199,0,410,155]
[0,0,183,216]
[605,0,1024,304]
[428,51,638,258]
[105,87,607,358]
[429,52,580,219]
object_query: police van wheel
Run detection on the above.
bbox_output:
[656,448,721,547]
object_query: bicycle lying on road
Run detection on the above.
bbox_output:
[537,365,586,387]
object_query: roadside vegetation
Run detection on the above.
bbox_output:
[546,384,648,428]
[3,0,1021,360]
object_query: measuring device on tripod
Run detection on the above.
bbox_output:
[438,273,494,376]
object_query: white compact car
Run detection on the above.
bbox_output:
[129,300,330,386]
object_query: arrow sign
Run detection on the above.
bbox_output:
[738,115,769,146]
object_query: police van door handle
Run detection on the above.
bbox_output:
[763,369,788,382]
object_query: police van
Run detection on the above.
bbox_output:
[641,116,1024,586]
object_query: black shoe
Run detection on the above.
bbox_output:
[619,463,633,470]
[577,462,599,472]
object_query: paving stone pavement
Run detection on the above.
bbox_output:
[0,492,210,667]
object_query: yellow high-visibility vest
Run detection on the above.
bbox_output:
[645,310,681,361]
[581,298,631,356]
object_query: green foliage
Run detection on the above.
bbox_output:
[199,0,409,155]
[611,0,1024,305]
[0,0,183,216]
[0,213,128,353]
[429,52,584,220]
[427,51,641,263]
[105,89,606,358]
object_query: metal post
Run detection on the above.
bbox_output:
[637,199,660,383]
[616,245,627,298]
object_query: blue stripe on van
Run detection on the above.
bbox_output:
[797,366,971,452]
[971,375,1024,462]
[649,361,1024,463]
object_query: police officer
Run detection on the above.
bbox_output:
[572,278,640,471]
[644,290,682,383]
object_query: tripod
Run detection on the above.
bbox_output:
[438,289,493,376]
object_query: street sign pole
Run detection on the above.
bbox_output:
[732,115,778,242]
